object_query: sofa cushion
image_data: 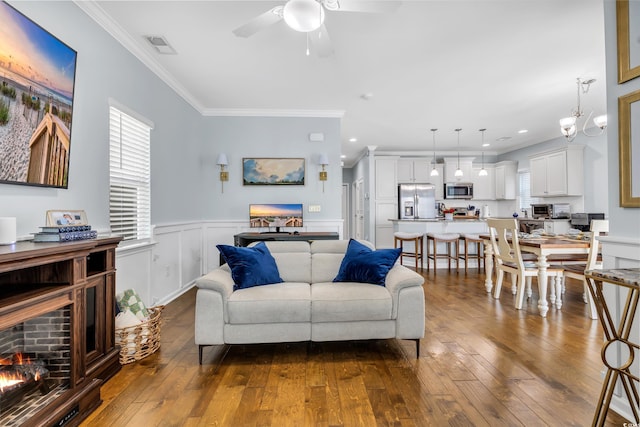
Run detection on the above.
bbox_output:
[333,239,401,286]
[311,282,392,322]
[217,242,282,290]
[261,241,312,284]
[227,282,311,324]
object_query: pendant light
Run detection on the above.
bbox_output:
[478,128,488,177]
[430,128,439,177]
[454,128,463,177]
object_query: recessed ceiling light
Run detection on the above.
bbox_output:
[348,137,358,142]
[518,129,528,134]
[482,143,490,147]
[341,155,346,158]
[496,136,512,142]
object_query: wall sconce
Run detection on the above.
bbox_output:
[318,153,329,192]
[217,153,229,193]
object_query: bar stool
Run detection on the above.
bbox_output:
[394,232,424,271]
[426,233,460,271]
[458,233,485,272]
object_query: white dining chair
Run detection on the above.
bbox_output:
[487,218,563,310]
[553,219,609,319]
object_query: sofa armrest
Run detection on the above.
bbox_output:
[385,264,424,293]
[385,264,425,319]
[195,265,235,299]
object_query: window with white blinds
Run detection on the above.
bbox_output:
[518,171,539,210]
[109,106,151,241]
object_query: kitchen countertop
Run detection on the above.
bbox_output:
[390,217,486,222]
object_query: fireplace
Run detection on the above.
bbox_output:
[0,308,71,425]
[0,237,121,427]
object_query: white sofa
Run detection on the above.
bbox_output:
[195,239,425,363]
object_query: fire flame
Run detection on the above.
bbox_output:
[0,371,24,393]
[0,353,37,393]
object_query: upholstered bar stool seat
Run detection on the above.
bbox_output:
[394,232,424,271]
[426,233,460,271]
[458,233,485,272]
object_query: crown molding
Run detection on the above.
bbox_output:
[202,108,345,118]
[74,0,205,114]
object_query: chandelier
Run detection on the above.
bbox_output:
[559,77,607,142]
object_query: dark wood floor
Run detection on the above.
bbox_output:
[81,269,629,426]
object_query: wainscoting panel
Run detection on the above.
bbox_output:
[116,219,344,307]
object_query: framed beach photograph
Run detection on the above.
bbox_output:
[0,2,77,188]
[618,89,640,207]
[243,158,305,185]
[46,210,88,226]
[616,0,640,83]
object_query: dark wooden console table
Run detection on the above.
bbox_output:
[233,231,339,247]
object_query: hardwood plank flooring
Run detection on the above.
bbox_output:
[81,270,630,426]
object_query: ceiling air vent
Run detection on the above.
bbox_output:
[144,35,176,54]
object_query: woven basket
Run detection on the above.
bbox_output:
[116,305,164,365]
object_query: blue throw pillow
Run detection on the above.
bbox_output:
[333,239,401,286]
[217,242,283,290]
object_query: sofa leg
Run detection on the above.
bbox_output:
[414,339,420,358]
[198,345,207,365]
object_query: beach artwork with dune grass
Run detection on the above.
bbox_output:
[0,2,77,188]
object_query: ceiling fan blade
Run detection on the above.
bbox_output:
[232,6,283,38]
[309,24,333,57]
[323,0,401,13]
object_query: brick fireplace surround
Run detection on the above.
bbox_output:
[0,237,121,427]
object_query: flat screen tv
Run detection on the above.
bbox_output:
[249,203,303,232]
[0,2,77,188]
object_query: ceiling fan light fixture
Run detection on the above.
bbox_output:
[283,0,325,32]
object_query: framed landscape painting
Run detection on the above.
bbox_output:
[243,158,305,185]
[0,1,77,188]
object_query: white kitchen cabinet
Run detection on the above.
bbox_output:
[397,158,433,183]
[375,158,397,200]
[443,157,474,183]
[494,161,517,200]
[472,165,495,200]
[529,146,584,197]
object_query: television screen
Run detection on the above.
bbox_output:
[0,2,77,188]
[250,204,303,231]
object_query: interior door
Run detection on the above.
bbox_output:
[354,179,364,239]
[341,183,349,239]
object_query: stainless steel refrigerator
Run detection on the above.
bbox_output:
[398,184,436,219]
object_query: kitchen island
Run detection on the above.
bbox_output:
[389,218,489,270]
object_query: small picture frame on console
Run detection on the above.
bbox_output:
[46,210,88,226]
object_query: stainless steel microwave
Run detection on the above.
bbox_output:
[444,183,473,199]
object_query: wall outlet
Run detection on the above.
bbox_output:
[308,205,321,212]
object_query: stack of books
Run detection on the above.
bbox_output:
[32,225,97,242]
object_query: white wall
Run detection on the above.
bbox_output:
[200,116,342,224]
[603,0,640,240]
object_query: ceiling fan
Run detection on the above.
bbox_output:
[232,0,400,57]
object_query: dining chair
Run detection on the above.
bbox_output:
[554,219,609,319]
[487,218,563,310]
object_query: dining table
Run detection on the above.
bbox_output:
[481,234,591,317]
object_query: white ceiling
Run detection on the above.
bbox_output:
[78,0,608,166]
